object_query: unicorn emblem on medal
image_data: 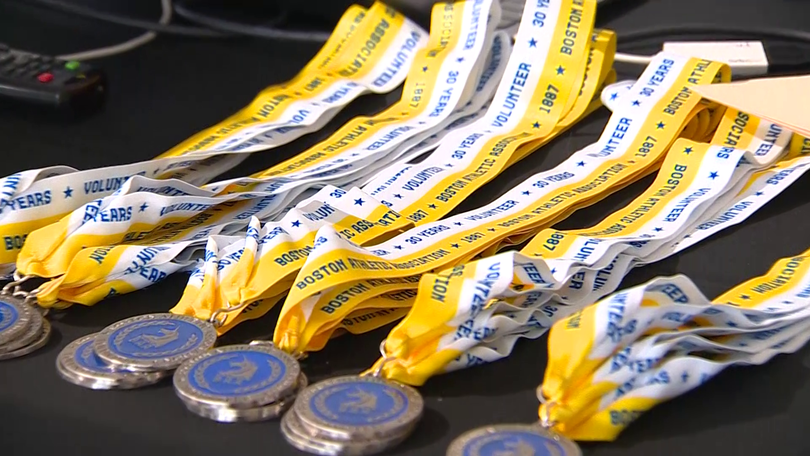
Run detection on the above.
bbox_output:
[339,387,378,413]
[491,439,538,456]
[213,356,259,385]
[129,325,180,349]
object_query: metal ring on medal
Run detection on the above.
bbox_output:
[174,343,301,409]
[294,375,424,441]
[446,424,582,456]
[0,295,34,346]
[0,319,51,361]
[93,313,217,372]
[0,304,42,354]
[57,334,168,389]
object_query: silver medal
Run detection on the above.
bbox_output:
[173,343,301,409]
[93,313,217,372]
[0,295,34,346]
[57,333,169,389]
[0,303,42,354]
[0,319,51,361]
[292,375,423,442]
[281,406,410,456]
[446,424,582,456]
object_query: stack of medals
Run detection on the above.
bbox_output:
[281,374,424,456]
[0,292,50,360]
[57,313,216,389]
[173,342,306,422]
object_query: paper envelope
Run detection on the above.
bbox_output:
[693,75,810,137]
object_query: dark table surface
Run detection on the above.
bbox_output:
[3,0,810,455]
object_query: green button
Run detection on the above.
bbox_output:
[65,60,80,70]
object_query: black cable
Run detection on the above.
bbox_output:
[173,0,330,42]
[618,24,810,47]
[22,0,231,37]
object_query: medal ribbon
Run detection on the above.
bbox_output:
[24,0,503,306]
[200,23,615,339]
[279,52,723,359]
[0,3,424,274]
[267,0,618,355]
[448,132,810,373]
[163,0,612,339]
[366,107,795,386]
[15,0,492,283]
[538,245,810,441]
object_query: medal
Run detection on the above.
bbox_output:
[57,333,169,389]
[0,297,43,355]
[0,292,50,360]
[173,342,304,422]
[281,373,424,456]
[0,294,35,346]
[93,313,217,372]
[0,319,51,361]
[447,424,582,456]
[281,405,411,456]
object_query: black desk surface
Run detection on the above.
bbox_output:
[3,1,810,455]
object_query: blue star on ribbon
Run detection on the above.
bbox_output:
[354,198,365,206]
[64,187,73,198]
[292,220,301,228]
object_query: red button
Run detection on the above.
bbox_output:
[37,72,53,83]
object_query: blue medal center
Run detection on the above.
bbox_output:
[75,340,115,372]
[188,350,287,396]
[109,319,204,359]
[0,301,19,333]
[464,430,567,456]
[310,381,408,426]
